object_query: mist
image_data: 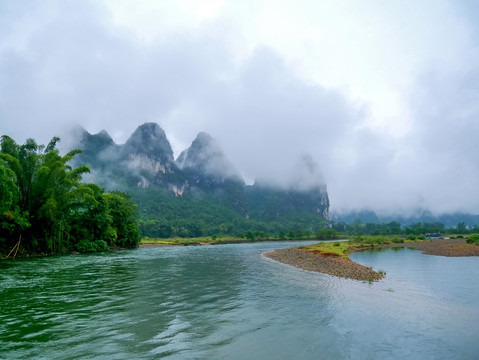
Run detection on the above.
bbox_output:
[1,0,479,215]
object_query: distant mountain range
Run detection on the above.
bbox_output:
[330,209,479,228]
[72,123,330,237]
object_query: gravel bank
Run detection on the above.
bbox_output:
[264,238,479,282]
[380,238,479,256]
[264,247,384,282]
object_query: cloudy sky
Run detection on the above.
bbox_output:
[1,0,479,215]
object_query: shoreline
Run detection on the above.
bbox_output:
[378,238,479,257]
[264,247,385,282]
[264,238,479,282]
[138,238,317,248]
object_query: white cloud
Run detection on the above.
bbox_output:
[1,0,479,214]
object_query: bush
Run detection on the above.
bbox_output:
[406,234,416,241]
[75,239,109,253]
[315,228,338,240]
[75,239,96,253]
[417,235,426,240]
[94,240,109,252]
[466,234,479,244]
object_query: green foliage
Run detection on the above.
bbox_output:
[404,222,444,235]
[315,228,338,240]
[0,135,139,256]
[333,220,403,236]
[132,186,328,239]
[348,235,404,246]
[104,192,140,248]
[456,221,467,234]
[406,234,416,241]
[75,239,109,253]
[466,234,479,244]
[333,219,470,238]
[0,162,30,236]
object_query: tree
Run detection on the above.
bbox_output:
[0,135,139,255]
[103,191,140,248]
[456,222,467,234]
[0,162,30,253]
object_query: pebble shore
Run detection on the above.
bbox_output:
[380,238,479,256]
[264,238,479,282]
[264,247,384,282]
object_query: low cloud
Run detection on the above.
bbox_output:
[1,0,479,215]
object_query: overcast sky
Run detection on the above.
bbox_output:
[1,0,479,215]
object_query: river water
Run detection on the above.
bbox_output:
[1,242,478,359]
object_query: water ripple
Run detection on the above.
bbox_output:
[1,243,478,359]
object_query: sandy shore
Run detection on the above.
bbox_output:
[264,238,479,282]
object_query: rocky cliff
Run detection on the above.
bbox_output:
[73,122,330,230]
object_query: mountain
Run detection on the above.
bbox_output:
[75,123,187,194]
[176,132,240,180]
[246,183,330,221]
[330,209,479,228]
[176,132,247,214]
[121,123,186,193]
[72,123,330,237]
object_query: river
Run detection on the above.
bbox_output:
[1,242,478,359]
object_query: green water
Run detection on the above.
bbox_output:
[1,242,478,359]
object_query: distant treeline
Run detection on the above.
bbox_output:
[0,136,139,257]
[331,220,479,236]
[138,215,479,241]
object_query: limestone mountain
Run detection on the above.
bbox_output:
[75,123,186,194]
[176,132,247,214]
[74,127,117,167]
[121,123,186,194]
[176,132,241,181]
[72,122,330,237]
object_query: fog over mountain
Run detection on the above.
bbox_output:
[2,0,479,216]
[72,123,330,232]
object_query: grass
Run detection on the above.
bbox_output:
[140,236,237,245]
[301,235,441,257]
[139,235,287,246]
[301,241,351,257]
[141,233,456,248]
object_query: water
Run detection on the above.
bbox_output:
[1,242,478,359]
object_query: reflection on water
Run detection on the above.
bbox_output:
[1,243,478,359]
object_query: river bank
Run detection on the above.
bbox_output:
[380,238,479,256]
[264,238,479,281]
[139,237,318,247]
[264,247,384,282]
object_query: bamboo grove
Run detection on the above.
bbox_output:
[0,135,139,257]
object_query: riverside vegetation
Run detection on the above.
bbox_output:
[0,136,140,257]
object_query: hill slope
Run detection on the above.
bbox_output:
[73,123,330,237]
